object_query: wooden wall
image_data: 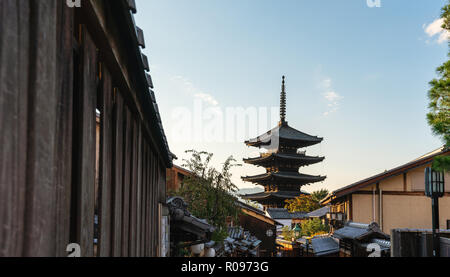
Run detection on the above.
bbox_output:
[238,213,277,257]
[0,0,168,257]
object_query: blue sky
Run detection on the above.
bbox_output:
[135,0,448,192]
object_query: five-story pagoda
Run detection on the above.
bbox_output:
[241,76,326,210]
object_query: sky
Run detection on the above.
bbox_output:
[134,0,448,193]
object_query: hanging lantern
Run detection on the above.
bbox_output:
[293,224,302,239]
[425,167,445,198]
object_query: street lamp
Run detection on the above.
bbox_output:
[293,224,302,239]
[425,167,445,198]
[425,167,445,257]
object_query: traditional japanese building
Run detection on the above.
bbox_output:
[321,147,450,234]
[241,76,326,210]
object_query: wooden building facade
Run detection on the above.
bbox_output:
[0,0,172,257]
[166,165,192,193]
[322,148,450,233]
[236,202,280,257]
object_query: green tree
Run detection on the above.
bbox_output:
[285,189,329,213]
[311,189,330,203]
[429,1,450,172]
[175,150,242,240]
[285,195,321,213]
[301,218,330,237]
[281,225,294,241]
[244,199,262,210]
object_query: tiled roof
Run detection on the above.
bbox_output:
[333,226,370,240]
[266,208,308,220]
[241,191,310,201]
[310,237,339,256]
[121,0,173,166]
[242,171,326,184]
[228,227,245,240]
[243,153,325,167]
[236,201,265,216]
[323,147,450,203]
[246,124,323,148]
[237,201,284,226]
[167,197,215,239]
[333,222,388,241]
[224,227,262,256]
[307,206,330,218]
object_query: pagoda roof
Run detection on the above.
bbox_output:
[245,123,323,149]
[240,191,310,202]
[266,208,309,220]
[242,171,326,185]
[244,153,325,167]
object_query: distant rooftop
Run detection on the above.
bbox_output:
[307,206,330,218]
[333,222,388,241]
[266,208,308,220]
[310,237,339,257]
[322,147,450,203]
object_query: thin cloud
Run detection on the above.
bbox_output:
[321,78,343,117]
[171,75,219,106]
[194,93,219,106]
[424,18,449,44]
[324,91,341,102]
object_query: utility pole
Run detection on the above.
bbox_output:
[425,167,445,257]
[431,196,440,257]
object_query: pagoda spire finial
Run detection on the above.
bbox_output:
[280,76,287,124]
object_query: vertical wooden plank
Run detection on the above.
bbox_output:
[154,156,159,257]
[390,230,398,257]
[0,0,30,257]
[148,153,153,256]
[144,143,149,256]
[121,108,132,256]
[54,2,74,257]
[22,0,60,257]
[141,143,147,257]
[421,232,433,257]
[145,150,151,257]
[111,91,124,257]
[152,152,156,257]
[98,67,113,257]
[74,26,97,258]
[136,125,143,256]
[152,161,156,257]
[397,231,419,257]
[158,165,165,257]
[129,120,138,256]
[151,153,156,257]
[148,150,153,257]
[145,147,151,257]
[144,142,150,256]
[155,163,162,256]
